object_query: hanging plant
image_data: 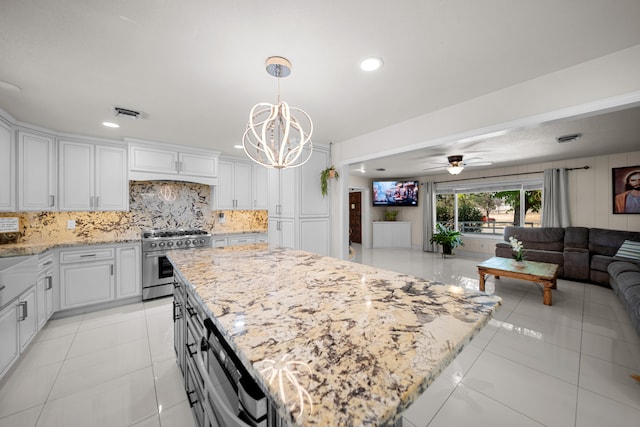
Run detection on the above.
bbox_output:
[320,165,339,197]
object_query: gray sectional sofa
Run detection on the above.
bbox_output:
[495,226,640,335]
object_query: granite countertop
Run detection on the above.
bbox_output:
[0,230,267,258]
[0,238,141,257]
[167,244,501,426]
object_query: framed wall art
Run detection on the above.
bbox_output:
[612,165,640,214]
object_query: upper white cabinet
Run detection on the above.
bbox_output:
[59,140,128,211]
[128,139,219,185]
[252,165,269,210]
[18,131,57,211]
[0,121,15,211]
[216,158,252,210]
[268,167,296,218]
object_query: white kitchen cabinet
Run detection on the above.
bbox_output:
[0,120,15,211]
[268,218,295,248]
[216,158,252,210]
[227,235,256,246]
[18,286,37,351]
[0,302,19,378]
[18,131,57,211]
[59,247,115,310]
[267,146,330,255]
[252,164,269,210]
[36,252,55,331]
[116,245,141,299]
[213,237,227,248]
[268,167,295,218]
[58,140,128,211]
[128,139,219,185]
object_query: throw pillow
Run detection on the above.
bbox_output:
[614,240,640,262]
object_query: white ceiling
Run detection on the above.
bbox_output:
[1,0,640,177]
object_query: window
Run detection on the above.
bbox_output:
[435,177,543,235]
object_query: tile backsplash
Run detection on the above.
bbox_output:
[0,181,267,245]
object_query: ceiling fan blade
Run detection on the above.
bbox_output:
[464,161,493,167]
[423,165,445,171]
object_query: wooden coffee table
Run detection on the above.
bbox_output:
[477,257,560,306]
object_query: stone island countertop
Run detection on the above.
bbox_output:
[167,244,502,426]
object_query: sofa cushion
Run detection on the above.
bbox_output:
[523,249,564,266]
[591,254,614,273]
[504,227,565,252]
[589,228,640,257]
[613,240,640,262]
[564,227,589,249]
[608,261,640,277]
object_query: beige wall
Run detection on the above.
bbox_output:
[350,150,640,256]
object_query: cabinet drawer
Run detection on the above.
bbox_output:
[227,236,256,246]
[60,248,114,264]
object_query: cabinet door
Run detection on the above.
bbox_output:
[45,273,55,320]
[279,168,296,218]
[234,162,252,209]
[0,121,15,211]
[18,286,37,351]
[300,148,329,217]
[95,145,128,211]
[116,245,141,299]
[300,219,329,256]
[252,165,269,210]
[59,140,94,211]
[268,168,295,217]
[18,132,56,211]
[280,219,296,248]
[179,152,217,177]
[216,160,235,209]
[130,145,178,174]
[36,274,47,331]
[0,302,19,378]
[60,262,114,309]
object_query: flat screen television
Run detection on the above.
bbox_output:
[372,180,419,206]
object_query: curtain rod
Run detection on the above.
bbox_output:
[434,165,589,184]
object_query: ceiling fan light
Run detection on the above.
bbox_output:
[447,165,464,175]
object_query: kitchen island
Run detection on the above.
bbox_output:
[168,244,501,426]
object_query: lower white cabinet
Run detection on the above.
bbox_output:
[59,243,141,311]
[0,301,19,378]
[60,260,114,310]
[116,245,141,299]
[36,253,56,331]
[0,284,38,379]
[18,287,37,351]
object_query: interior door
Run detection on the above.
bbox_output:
[349,192,362,244]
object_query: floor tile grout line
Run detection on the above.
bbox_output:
[145,300,167,426]
[33,312,84,427]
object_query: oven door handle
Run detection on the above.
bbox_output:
[144,253,168,258]
[195,346,252,427]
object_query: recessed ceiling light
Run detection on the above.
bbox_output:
[0,80,21,92]
[102,122,120,128]
[234,144,243,149]
[360,57,383,72]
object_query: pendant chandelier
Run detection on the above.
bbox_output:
[242,56,313,169]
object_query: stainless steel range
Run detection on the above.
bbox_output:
[141,229,212,300]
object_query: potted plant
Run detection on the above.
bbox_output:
[384,210,399,221]
[429,223,464,256]
[320,165,339,197]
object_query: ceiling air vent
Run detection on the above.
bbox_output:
[114,106,142,120]
[556,133,582,143]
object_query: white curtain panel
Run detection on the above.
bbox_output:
[542,168,571,227]
[423,181,436,252]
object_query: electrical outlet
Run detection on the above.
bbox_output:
[67,220,76,230]
[218,212,225,224]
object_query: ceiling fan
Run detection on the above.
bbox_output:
[423,155,492,175]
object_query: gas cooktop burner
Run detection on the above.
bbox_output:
[142,229,211,239]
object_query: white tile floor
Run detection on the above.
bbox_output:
[1,245,639,426]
